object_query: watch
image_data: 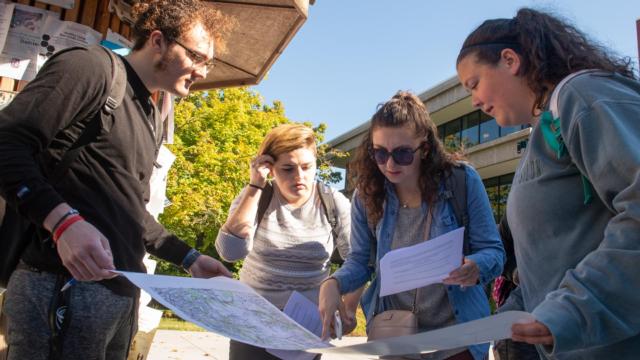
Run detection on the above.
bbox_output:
[181,248,202,270]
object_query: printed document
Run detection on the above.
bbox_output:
[38,0,75,9]
[267,291,323,360]
[379,227,464,296]
[116,271,330,351]
[0,2,15,54]
[308,311,535,357]
[0,4,56,80]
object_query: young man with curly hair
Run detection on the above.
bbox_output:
[0,1,232,359]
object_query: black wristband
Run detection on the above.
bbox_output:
[182,248,202,270]
[51,208,80,234]
[248,183,264,191]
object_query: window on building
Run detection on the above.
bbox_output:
[480,117,500,144]
[443,119,462,150]
[461,112,480,148]
[482,173,515,223]
[437,110,527,152]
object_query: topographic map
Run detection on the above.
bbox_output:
[117,271,329,351]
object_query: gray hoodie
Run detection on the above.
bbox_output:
[506,71,640,359]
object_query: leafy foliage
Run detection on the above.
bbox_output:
[155,88,344,276]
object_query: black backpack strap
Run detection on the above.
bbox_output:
[443,165,470,255]
[256,182,274,226]
[367,222,377,270]
[100,46,127,115]
[49,45,127,183]
[316,182,338,242]
[316,182,343,265]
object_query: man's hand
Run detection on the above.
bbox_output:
[512,320,554,345]
[443,257,479,287]
[56,220,116,281]
[188,255,232,278]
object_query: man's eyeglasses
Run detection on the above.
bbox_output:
[369,144,423,166]
[174,39,215,73]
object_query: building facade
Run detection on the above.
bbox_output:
[327,75,530,223]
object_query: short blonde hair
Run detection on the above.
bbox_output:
[258,124,317,160]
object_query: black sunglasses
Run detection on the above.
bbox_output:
[369,144,424,166]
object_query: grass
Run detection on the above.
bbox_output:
[158,316,206,332]
[348,306,367,337]
[156,307,368,337]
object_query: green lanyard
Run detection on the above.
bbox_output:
[540,110,593,205]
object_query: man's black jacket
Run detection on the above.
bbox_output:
[0,48,191,297]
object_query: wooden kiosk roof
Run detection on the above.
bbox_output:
[0,0,309,93]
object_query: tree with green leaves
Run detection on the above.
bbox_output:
[155,87,345,276]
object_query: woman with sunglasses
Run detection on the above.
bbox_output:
[318,91,504,360]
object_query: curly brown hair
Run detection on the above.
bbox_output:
[131,0,234,54]
[349,91,462,225]
[456,8,636,115]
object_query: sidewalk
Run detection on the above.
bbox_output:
[147,330,496,360]
[147,330,369,360]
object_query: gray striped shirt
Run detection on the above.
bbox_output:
[215,183,351,308]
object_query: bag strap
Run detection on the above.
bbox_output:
[316,182,343,265]
[49,46,127,184]
[255,181,274,226]
[443,165,470,255]
[367,218,377,270]
[548,69,598,119]
[541,69,596,205]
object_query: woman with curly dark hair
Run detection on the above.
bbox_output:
[456,7,640,360]
[318,91,504,360]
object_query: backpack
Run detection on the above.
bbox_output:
[367,164,469,268]
[0,45,127,288]
[540,69,597,205]
[255,181,344,265]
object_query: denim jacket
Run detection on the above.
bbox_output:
[332,164,505,360]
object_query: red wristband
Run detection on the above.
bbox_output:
[52,214,84,244]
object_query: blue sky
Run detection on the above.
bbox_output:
[252,0,639,142]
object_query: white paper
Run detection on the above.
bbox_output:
[379,227,465,297]
[116,271,331,351]
[0,2,15,53]
[0,4,56,80]
[308,311,535,356]
[36,16,101,72]
[146,146,176,219]
[106,28,132,49]
[267,291,323,360]
[38,0,75,9]
[41,16,101,52]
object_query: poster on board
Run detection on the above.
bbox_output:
[0,4,56,80]
[38,0,75,10]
